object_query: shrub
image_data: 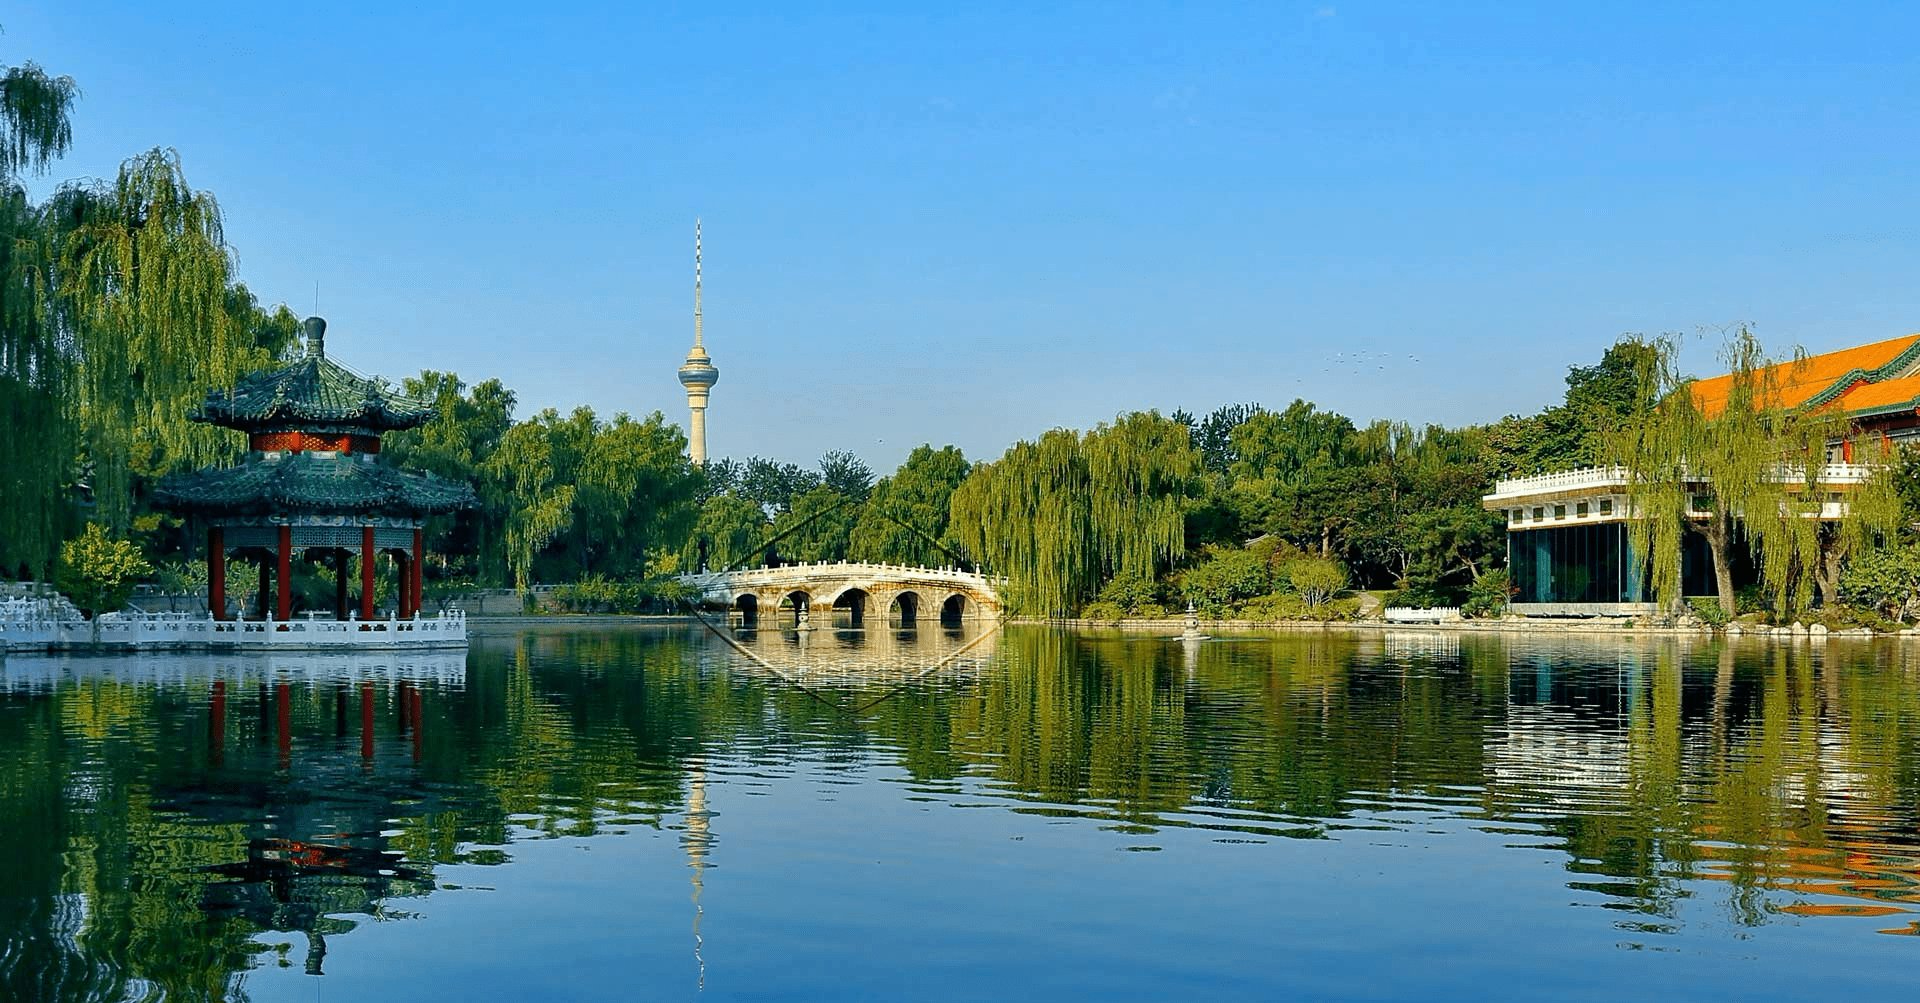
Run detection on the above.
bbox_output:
[1237,592,1359,622]
[1686,596,1732,628]
[1096,569,1166,616]
[55,525,152,619]
[1461,571,1511,620]
[1839,544,1920,623]
[1240,592,1309,622]
[1812,604,1862,631]
[1283,557,1347,610]
[1734,584,1771,617]
[1079,600,1127,623]
[1181,546,1272,616]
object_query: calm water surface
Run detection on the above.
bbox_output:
[2,624,1916,1001]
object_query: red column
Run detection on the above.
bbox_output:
[208,527,227,620]
[361,527,376,621]
[275,525,293,622]
[412,528,425,618]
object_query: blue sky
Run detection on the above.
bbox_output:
[10,2,1920,470]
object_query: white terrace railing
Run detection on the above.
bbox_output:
[1486,463,1880,501]
[0,607,468,652]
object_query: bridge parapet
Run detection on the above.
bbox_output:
[678,561,1003,621]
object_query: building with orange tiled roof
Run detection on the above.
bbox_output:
[1689,333,1920,419]
[1481,333,1920,617]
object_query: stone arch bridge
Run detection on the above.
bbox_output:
[678,562,1002,628]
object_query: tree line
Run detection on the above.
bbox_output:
[14,41,1920,626]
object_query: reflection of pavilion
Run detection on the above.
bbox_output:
[125,652,469,977]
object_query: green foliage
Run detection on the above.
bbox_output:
[950,428,1094,616]
[1838,543,1920,623]
[849,444,970,566]
[152,560,205,595]
[1607,329,1900,616]
[818,449,874,502]
[1229,400,1358,485]
[0,61,76,179]
[683,493,773,572]
[54,523,151,618]
[1185,402,1264,475]
[1239,592,1310,622]
[733,456,820,515]
[1686,596,1733,628]
[1179,546,1271,615]
[1239,592,1361,622]
[547,575,691,614]
[1085,569,1167,618]
[483,406,698,589]
[1387,579,1454,610]
[1284,556,1347,609]
[1086,411,1201,582]
[951,412,1198,615]
[1460,570,1512,619]
[383,371,516,580]
[771,485,859,563]
[1485,339,1661,477]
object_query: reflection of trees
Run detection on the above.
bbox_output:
[9,625,1920,997]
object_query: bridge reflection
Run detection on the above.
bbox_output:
[708,619,1001,694]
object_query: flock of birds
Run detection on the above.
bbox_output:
[1294,348,1424,384]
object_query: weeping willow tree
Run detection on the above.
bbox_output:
[1608,329,1899,617]
[485,409,586,590]
[1085,411,1199,581]
[0,57,77,574]
[51,149,262,531]
[949,412,1199,615]
[950,429,1093,615]
[0,182,70,574]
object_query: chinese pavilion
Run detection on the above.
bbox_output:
[157,317,476,624]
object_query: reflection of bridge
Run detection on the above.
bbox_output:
[678,562,1002,627]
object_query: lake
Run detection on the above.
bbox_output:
[1,624,1914,1000]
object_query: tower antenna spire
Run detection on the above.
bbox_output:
[677,217,719,466]
[693,218,703,348]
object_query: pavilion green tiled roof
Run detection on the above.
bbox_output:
[193,319,434,434]
[156,453,476,518]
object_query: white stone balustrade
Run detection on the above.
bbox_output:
[1487,463,1881,503]
[0,605,468,653]
[679,561,1003,620]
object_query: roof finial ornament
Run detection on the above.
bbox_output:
[304,316,326,359]
[693,218,703,349]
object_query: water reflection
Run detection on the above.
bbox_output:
[2,628,1919,1000]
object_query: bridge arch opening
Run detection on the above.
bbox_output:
[733,593,758,628]
[782,590,812,628]
[889,591,922,628]
[941,594,967,626]
[831,588,869,628]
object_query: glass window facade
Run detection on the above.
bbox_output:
[1509,523,1642,604]
[1510,522,1755,604]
